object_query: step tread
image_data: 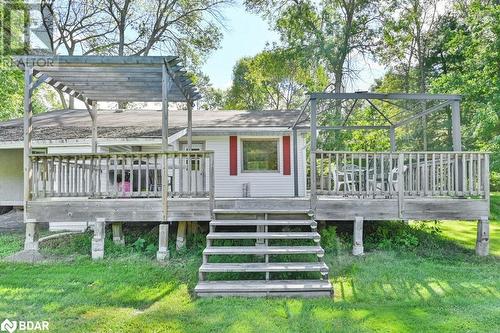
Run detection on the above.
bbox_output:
[204,246,324,255]
[195,280,332,293]
[210,220,315,226]
[199,262,329,273]
[207,232,320,240]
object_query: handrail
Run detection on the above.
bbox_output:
[310,151,490,213]
[30,151,216,204]
[30,150,215,158]
[315,150,491,154]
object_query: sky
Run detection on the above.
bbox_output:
[202,2,386,91]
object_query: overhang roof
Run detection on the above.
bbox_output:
[0,109,301,142]
[14,56,200,103]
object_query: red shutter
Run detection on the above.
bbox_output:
[229,136,238,176]
[283,135,291,175]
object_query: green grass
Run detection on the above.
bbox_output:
[0,196,498,333]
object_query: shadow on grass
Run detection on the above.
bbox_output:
[0,221,498,332]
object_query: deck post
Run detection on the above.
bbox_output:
[352,216,364,256]
[293,128,299,197]
[389,126,396,151]
[92,218,106,260]
[176,221,187,250]
[157,223,170,261]
[161,62,170,230]
[23,62,33,223]
[24,219,39,251]
[23,63,39,253]
[112,222,125,245]
[475,217,489,256]
[310,98,318,212]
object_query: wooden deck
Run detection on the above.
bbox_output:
[24,150,490,223]
[26,196,489,222]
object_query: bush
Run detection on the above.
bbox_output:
[320,226,339,253]
[490,171,500,192]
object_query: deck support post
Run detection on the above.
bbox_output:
[92,218,106,260]
[157,223,170,261]
[24,220,39,251]
[112,222,125,245]
[176,221,187,250]
[475,217,489,256]
[352,216,364,256]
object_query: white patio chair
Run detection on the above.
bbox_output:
[331,165,356,192]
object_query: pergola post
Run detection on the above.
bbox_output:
[293,128,299,197]
[451,101,463,193]
[310,98,318,212]
[389,126,396,151]
[187,101,193,150]
[91,101,98,153]
[158,62,170,261]
[451,101,462,151]
[23,63,39,251]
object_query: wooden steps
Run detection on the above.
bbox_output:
[195,280,332,297]
[203,246,324,256]
[206,232,320,241]
[195,211,332,298]
[210,220,316,227]
[199,262,329,273]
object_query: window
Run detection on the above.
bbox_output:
[242,139,278,172]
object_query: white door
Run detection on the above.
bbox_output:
[179,142,205,195]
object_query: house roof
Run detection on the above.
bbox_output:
[0,109,301,142]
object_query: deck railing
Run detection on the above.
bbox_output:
[30,151,215,201]
[313,151,490,199]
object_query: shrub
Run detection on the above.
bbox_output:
[320,226,339,253]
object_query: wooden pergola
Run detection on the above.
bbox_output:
[290,92,463,197]
[16,56,201,256]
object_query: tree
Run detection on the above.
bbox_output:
[245,0,381,94]
[427,1,499,171]
[225,49,328,110]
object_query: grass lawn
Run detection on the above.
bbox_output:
[0,195,498,333]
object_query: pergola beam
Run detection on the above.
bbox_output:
[15,56,200,103]
[394,101,452,127]
[309,92,461,101]
[33,71,93,105]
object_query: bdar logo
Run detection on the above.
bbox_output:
[0,319,17,333]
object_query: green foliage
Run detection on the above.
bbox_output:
[427,1,500,171]
[0,58,62,121]
[226,48,328,110]
[319,226,338,253]
[365,221,445,252]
